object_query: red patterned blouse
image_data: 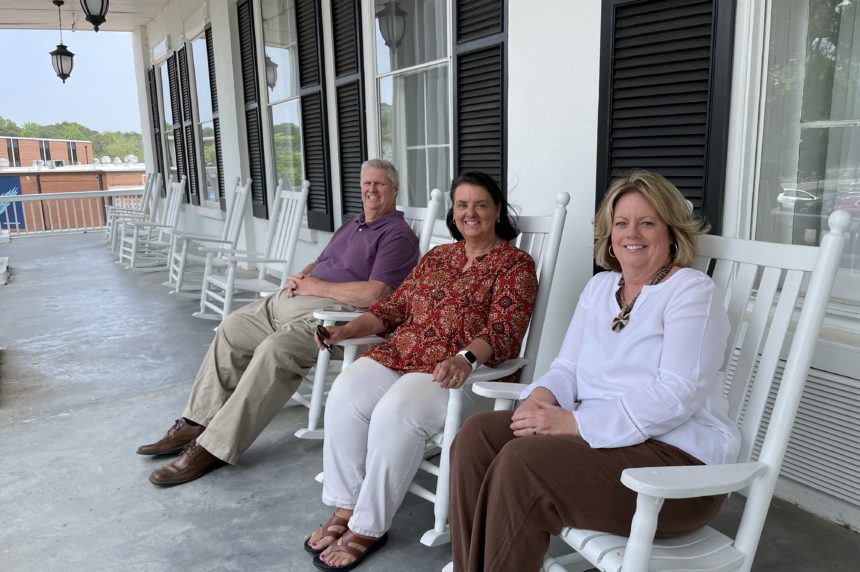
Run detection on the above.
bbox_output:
[364,240,537,373]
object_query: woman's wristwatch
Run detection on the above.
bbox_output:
[457,349,478,371]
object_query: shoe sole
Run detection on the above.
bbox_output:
[149,461,225,487]
[136,446,185,456]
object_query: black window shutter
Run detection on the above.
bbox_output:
[205,25,227,209]
[178,46,200,205]
[454,0,507,192]
[238,0,269,218]
[147,65,166,196]
[332,0,366,219]
[596,0,734,233]
[297,0,332,231]
[167,53,187,192]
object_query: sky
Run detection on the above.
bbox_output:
[0,29,141,134]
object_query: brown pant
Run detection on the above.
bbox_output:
[449,411,726,572]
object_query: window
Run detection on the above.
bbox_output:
[375,0,450,207]
[67,141,78,165]
[191,31,221,206]
[754,0,860,301]
[39,140,52,162]
[261,0,304,191]
[6,139,20,167]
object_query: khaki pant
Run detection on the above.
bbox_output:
[183,290,355,464]
[450,411,726,572]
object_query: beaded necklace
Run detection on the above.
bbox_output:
[611,262,674,333]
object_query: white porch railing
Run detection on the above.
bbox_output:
[0,186,145,238]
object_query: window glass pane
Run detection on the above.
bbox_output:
[755,0,860,283]
[191,36,213,123]
[200,120,219,203]
[261,0,299,103]
[271,100,303,189]
[159,62,173,127]
[375,0,447,73]
[379,64,450,207]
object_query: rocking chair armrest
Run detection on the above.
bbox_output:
[215,248,262,259]
[168,230,226,243]
[196,244,247,254]
[313,309,365,323]
[471,380,525,401]
[221,254,288,264]
[113,212,148,220]
[334,335,386,348]
[125,221,171,230]
[621,461,768,499]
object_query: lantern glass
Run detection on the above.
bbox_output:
[50,43,75,83]
[80,0,109,32]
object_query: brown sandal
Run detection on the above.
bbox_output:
[303,512,350,556]
[312,530,388,571]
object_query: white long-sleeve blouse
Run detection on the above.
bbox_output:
[521,268,741,466]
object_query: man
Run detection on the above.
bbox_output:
[138,159,419,486]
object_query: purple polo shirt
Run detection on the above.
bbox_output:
[310,210,419,290]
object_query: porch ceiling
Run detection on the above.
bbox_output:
[0,0,169,32]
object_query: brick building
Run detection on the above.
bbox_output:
[0,136,93,168]
[0,166,145,232]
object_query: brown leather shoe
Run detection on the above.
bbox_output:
[137,418,205,456]
[149,440,226,486]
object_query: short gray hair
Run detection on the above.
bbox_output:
[361,159,399,188]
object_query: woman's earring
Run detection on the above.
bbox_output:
[670,243,679,259]
[496,217,501,223]
[608,245,616,259]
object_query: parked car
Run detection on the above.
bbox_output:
[777,188,818,210]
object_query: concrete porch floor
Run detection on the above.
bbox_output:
[1,233,859,572]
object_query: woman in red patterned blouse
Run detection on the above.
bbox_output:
[304,172,538,571]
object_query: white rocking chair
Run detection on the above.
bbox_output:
[117,177,186,271]
[467,209,850,572]
[306,192,570,549]
[292,188,444,438]
[193,180,308,321]
[106,172,162,255]
[164,178,252,295]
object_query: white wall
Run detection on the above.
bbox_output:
[507,0,602,375]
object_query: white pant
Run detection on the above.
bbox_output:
[322,357,450,537]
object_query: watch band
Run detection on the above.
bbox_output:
[457,349,478,371]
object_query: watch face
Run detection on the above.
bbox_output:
[463,350,476,364]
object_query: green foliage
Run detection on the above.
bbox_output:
[0,116,21,136]
[0,115,144,162]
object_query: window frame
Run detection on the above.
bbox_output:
[365,0,455,212]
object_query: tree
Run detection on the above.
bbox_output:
[0,116,21,137]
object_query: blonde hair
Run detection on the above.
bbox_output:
[594,170,709,271]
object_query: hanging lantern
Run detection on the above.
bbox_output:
[265,55,279,89]
[51,43,75,83]
[80,0,109,32]
[50,0,75,83]
[376,1,407,49]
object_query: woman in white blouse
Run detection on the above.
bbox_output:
[448,170,740,572]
